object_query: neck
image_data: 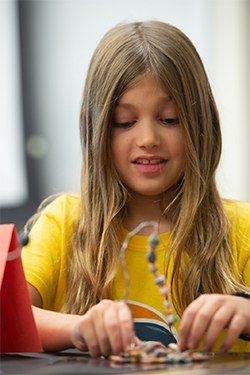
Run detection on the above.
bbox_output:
[122,192,174,235]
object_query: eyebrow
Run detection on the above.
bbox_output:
[115,96,172,108]
[115,102,135,109]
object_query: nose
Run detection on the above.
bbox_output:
[136,120,161,149]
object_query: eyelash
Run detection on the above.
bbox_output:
[113,118,179,128]
[113,121,134,128]
[161,118,179,125]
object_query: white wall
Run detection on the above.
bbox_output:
[1,0,250,208]
[0,1,28,207]
[24,0,209,201]
[207,0,250,202]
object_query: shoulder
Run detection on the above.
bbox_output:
[42,193,80,222]
[223,200,250,228]
[223,200,250,263]
[25,193,80,243]
[22,194,80,260]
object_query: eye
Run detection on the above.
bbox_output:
[113,121,134,128]
[160,118,179,125]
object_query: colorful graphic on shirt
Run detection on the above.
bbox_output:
[124,300,178,347]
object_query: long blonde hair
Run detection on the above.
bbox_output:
[62,21,249,315]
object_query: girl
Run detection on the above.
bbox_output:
[21,21,250,358]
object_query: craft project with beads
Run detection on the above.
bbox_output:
[110,221,209,365]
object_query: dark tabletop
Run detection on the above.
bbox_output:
[0,350,250,375]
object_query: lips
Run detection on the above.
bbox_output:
[133,156,166,164]
[132,156,167,173]
[134,158,165,165]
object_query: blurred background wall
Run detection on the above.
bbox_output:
[0,0,249,231]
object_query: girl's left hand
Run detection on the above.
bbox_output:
[178,294,250,353]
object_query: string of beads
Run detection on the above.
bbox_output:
[112,222,209,365]
[120,221,178,326]
[146,230,179,327]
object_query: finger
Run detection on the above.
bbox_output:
[103,303,124,355]
[72,327,89,352]
[183,297,222,350]
[134,336,142,346]
[92,310,112,357]
[117,302,135,350]
[202,305,233,352]
[219,314,245,353]
[77,314,102,358]
[178,296,207,350]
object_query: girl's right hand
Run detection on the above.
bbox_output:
[70,299,137,358]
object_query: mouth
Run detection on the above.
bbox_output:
[133,158,166,165]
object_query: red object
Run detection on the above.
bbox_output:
[0,224,43,353]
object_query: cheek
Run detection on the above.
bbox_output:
[169,132,186,170]
[110,132,118,156]
[111,138,124,171]
[177,140,186,158]
[111,141,122,159]
[168,131,185,154]
[111,132,129,156]
[178,144,186,168]
[179,143,187,173]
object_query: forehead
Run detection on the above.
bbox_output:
[116,75,172,105]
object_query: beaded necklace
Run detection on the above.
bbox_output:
[120,221,178,327]
[110,221,208,365]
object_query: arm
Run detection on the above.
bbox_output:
[28,283,135,357]
[178,294,250,352]
[178,204,250,353]
[28,283,81,351]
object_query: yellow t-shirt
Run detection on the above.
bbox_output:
[21,195,250,351]
[22,194,80,311]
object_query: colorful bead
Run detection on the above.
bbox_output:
[144,225,179,327]
[163,299,171,308]
[146,250,156,263]
[168,343,181,352]
[160,285,169,297]
[110,341,209,364]
[145,341,155,352]
[148,232,160,249]
[148,264,158,273]
[166,314,179,325]
[154,274,165,286]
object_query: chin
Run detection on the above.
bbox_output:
[131,190,166,199]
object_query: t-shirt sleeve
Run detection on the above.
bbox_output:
[243,257,250,287]
[240,208,250,287]
[233,201,250,287]
[21,195,79,310]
